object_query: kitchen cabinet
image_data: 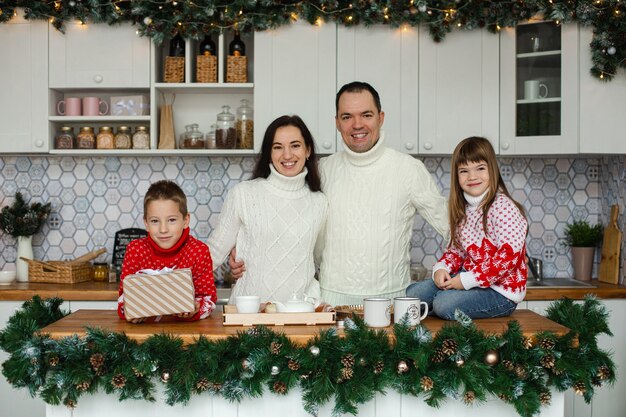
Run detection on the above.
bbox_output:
[150,31,256,154]
[418,28,499,154]
[579,28,626,154]
[255,21,337,154]
[0,17,48,153]
[500,22,579,155]
[337,25,419,154]
[49,22,150,89]
[0,301,47,417]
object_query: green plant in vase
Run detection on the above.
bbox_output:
[562,220,603,281]
[0,192,51,282]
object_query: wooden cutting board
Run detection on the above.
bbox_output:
[599,205,622,284]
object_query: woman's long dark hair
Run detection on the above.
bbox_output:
[251,115,322,192]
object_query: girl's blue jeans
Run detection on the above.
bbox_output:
[405,279,517,321]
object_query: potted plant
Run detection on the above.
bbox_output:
[0,192,51,282]
[562,220,603,281]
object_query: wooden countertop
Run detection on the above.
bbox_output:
[40,308,571,346]
[0,279,625,302]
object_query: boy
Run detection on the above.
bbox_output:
[117,180,216,322]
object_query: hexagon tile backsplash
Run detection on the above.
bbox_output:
[0,155,621,282]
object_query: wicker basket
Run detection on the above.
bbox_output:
[196,55,217,83]
[226,55,248,83]
[24,258,91,284]
[164,56,185,83]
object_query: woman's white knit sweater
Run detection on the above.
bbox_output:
[317,134,449,306]
[207,165,327,304]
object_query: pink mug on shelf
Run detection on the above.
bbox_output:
[82,96,109,116]
[57,97,81,116]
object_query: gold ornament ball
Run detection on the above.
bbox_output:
[397,360,409,374]
[309,345,320,356]
[271,365,280,375]
[242,359,251,370]
[455,358,465,367]
[484,350,499,366]
[608,46,617,56]
[160,371,171,383]
[143,17,153,25]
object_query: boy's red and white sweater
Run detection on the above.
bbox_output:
[432,192,528,303]
[117,228,217,321]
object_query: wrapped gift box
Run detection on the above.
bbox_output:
[123,268,195,320]
[110,95,150,116]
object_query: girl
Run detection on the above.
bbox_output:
[406,136,527,320]
[207,115,328,304]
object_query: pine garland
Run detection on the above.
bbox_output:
[0,1,624,81]
[0,295,617,417]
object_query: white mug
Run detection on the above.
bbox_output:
[524,80,549,100]
[363,297,392,327]
[393,297,429,326]
[235,295,260,314]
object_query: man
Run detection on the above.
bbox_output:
[230,81,448,305]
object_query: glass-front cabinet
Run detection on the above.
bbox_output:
[500,21,578,155]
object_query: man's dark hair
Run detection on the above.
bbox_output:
[335,81,382,114]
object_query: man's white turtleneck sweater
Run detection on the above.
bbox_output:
[208,165,327,304]
[318,133,449,306]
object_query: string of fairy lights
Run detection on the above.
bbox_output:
[0,0,624,80]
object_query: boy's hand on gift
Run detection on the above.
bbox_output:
[229,248,245,280]
[433,269,450,289]
[441,275,464,290]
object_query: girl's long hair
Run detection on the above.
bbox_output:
[251,115,321,192]
[448,136,526,249]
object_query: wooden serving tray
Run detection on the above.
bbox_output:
[222,305,336,326]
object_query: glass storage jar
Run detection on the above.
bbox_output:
[77,126,96,149]
[114,126,132,149]
[179,123,205,149]
[216,105,236,149]
[55,126,75,149]
[132,126,150,149]
[236,99,254,149]
[97,126,115,149]
[206,124,217,149]
[93,263,109,282]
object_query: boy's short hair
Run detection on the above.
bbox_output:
[143,180,188,218]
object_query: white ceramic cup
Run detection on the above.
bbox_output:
[393,297,429,326]
[235,295,260,314]
[363,297,392,327]
[524,80,549,100]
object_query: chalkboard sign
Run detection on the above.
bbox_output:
[112,228,147,279]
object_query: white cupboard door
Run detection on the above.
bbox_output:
[49,22,150,88]
[419,28,499,155]
[254,22,337,153]
[337,25,419,154]
[579,28,626,154]
[0,17,48,153]
[500,23,579,155]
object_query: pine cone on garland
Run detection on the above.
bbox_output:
[273,381,287,394]
[420,376,434,391]
[111,374,127,389]
[522,337,533,349]
[270,341,283,355]
[373,360,384,374]
[597,365,612,380]
[540,391,552,405]
[288,359,300,371]
[341,366,354,381]
[90,353,105,371]
[432,348,446,363]
[196,378,210,392]
[515,364,527,380]
[540,337,556,350]
[501,359,514,371]
[64,399,76,409]
[211,382,223,392]
[132,367,144,378]
[498,393,510,402]
[76,381,90,392]
[573,381,586,396]
[464,391,475,404]
[540,353,555,369]
[441,338,458,356]
[341,354,355,368]
[591,377,602,387]
[48,355,60,367]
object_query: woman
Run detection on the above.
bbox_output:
[207,115,327,304]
